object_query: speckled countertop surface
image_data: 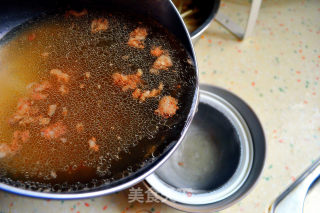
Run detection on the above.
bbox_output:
[1,0,320,212]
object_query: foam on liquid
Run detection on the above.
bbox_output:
[0,9,196,192]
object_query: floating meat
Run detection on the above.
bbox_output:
[50,69,70,83]
[48,104,57,117]
[50,170,57,179]
[9,130,30,153]
[155,96,179,118]
[41,121,67,140]
[59,85,69,95]
[76,122,84,133]
[39,116,51,126]
[27,81,51,101]
[132,88,142,99]
[0,144,12,158]
[88,137,99,151]
[150,46,164,57]
[112,69,143,91]
[152,54,173,70]
[16,98,31,116]
[9,98,38,126]
[85,72,91,79]
[20,130,30,143]
[91,18,109,33]
[41,52,49,57]
[127,27,147,48]
[133,82,163,102]
[27,81,51,93]
[65,9,88,18]
[62,107,68,116]
[28,33,36,41]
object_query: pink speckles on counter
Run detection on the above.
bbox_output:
[196,0,320,212]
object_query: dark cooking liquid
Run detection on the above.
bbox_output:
[0,10,196,192]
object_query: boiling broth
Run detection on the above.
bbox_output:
[0,9,196,192]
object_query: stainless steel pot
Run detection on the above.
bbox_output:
[0,0,199,199]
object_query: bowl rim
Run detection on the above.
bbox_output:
[144,85,266,212]
[144,88,254,205]
[190,0,221,41]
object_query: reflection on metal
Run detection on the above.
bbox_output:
[144,85,266,212]
[268,157,320,213]
[215,0,262,40]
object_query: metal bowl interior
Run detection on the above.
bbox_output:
[145,87,254,206]
[189,0,220,41]
[155,101,243,192]
[144,85,266,212]
[0,0,199,199]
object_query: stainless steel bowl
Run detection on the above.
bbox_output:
[172,0,220,42]
[190,0,220,42]
[144,85,266,212]
[0,0,199,199]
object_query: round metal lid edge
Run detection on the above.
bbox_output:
[144,84,266,212]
